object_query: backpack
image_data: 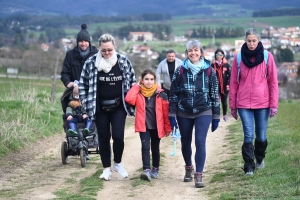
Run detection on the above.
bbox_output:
[237,50,268,84]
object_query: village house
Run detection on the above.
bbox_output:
[277,62,299,84]
[128,32,154,42]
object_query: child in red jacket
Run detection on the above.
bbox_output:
[125,69,172,182]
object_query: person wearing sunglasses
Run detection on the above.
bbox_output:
[211,49,231,122]
[79,33,136,181]
[61,23,98,88]
[229,28,278,176]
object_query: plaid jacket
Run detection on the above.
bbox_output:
[169,59,220,117]
[79,53,136,120]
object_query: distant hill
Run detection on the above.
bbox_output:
[0,0,299,17]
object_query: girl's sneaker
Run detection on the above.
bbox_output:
[184,165,194,182]
[140,169,151,182]
[151,167,159,179]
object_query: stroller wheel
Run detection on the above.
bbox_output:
[80,148,86,167]
[61,141,69,164]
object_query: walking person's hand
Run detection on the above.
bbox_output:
[211,119,220,132]
[270,108,278,118]
[231,109,238,120]
[168,116,178,130]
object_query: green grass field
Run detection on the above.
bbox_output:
[63,15,300,39]
[209,99,300,199]
[0,77,65,157]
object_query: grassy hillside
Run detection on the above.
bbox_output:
[209,100,300,199]
[63,15,300,39]
[0,77,65,157]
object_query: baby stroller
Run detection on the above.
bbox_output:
[60,87,99,167]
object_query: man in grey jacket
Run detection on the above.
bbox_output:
[156,50,182,97]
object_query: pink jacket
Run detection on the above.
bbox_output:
[125,84,172,138]
[229,51,278,109]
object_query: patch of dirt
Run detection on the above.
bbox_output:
[0,117,234,200]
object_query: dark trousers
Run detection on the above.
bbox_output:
[220,91,229,116]
[139,129,161,170]
[177,115,211,173]
[95,104,127,168]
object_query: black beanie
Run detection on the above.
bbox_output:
[76,23,91,43]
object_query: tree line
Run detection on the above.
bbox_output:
[189,26,245,38]
[253,8,300,17]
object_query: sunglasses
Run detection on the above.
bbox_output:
[100,48,113,53]
[216,54,223,57]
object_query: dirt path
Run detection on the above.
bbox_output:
[0,117,234,200]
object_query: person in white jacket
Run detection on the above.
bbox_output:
[156,50,182,97]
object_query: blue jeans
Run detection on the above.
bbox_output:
[238,108,269,143]
[177,115,211,173]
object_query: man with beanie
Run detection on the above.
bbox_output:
[61,23,98,88]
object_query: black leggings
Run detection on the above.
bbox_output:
[95,104,127,168]
[220,91,229,116]
[139,129,161,170]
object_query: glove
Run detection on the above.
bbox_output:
[270,108,278,118]
[231,109,238,120]
[168,116,178,130]
[211,119,220,132]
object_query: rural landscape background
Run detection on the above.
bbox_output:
[0,1,299,199]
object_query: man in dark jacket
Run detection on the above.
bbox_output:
[61,23,98,88]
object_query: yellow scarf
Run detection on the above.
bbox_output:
[141,83,157,97]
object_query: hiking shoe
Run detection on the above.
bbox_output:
[140,169,151,182]
[151,167,159,179]
[184,165,194,182]
[256,160,265,169]
[99,168,112,181]
[83,128,90,135]
[245,171,254,176]
[68,129,78,136]
[223,115,229,122]
[113,162,128,179]
[194,172,205,188]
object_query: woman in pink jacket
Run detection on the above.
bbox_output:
[125,69,172,182]
[229,28,278,176]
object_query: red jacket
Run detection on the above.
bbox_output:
[125,84,172,138]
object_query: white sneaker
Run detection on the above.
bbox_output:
[99,168,112,181]
[113,162,128,179]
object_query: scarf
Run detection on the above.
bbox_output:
[78,46,90,58]
[95,50,118,73]
[185,58,205,75]
[141,83,157,98]
[213,58,228,95]
[241,42,264,68]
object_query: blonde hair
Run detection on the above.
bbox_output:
[98,33,116,48]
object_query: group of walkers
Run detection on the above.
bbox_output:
[60,24,278,188]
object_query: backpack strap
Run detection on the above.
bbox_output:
[237,52,241,84]
[237,50,268,83]
[263,49,268,78]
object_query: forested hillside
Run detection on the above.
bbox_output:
[0,0,299,16]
